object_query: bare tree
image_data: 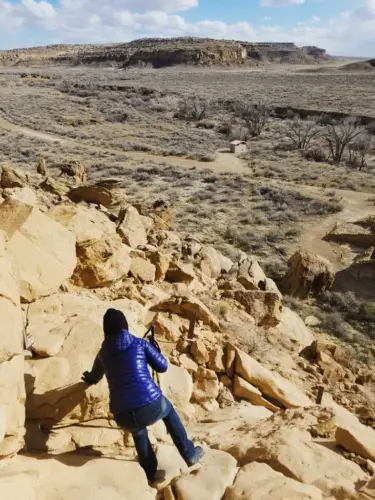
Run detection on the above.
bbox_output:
[323,119,367,165]
[235,100,271,137]
[284,116,322,151]
[347,134,372,170]
[177,95,211,121]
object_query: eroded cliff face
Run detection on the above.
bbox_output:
[0,37,328,68]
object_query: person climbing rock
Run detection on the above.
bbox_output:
[82,308,204,482]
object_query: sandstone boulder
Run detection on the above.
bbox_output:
[50,204,130,289]
[325,219,375,248]
[332,403,375,462]
[117,205,148,248]
[226,410,368,499]
[274,307,315,350]
[191,339,209,365]
[235,348,312,409]
[1,165,27,188]
[225,462,323,500]
[130,256,156,283]
[318,351,347,382]
[166,261,196,284]
[281,251,335,299]
[39,177,69,197]
[0,454,155,500]
[160,363,193,412]
[179,354,198,374]
[233,375,279,412]
[198,245,222,279]
[67,179,121,207]
[193,367,220,403]
[190,404,272,452]
[0,190,35,238]
[150,294,220,331]
[237,257,267,290]
[147,251,171,281]
[0,232,26,456]
[153,312,182,342]
[208,346,226,373]
[7,207,76,302]
[222,290,281,328]
[172,448,238,500]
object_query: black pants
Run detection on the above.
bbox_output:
[115,395,195,480]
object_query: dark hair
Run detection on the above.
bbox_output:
[103,309,128,337]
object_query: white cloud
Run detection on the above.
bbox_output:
[259,0,305,6]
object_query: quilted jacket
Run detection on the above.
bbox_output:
[87,330,168,415]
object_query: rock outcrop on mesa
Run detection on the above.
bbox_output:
[0,38,329,69]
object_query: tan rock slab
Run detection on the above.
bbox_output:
[130,256,156,282]
[235,348,312,409]
[8,208,76,302]
[160,364,193,410]
[281,251,334,299]
[150,294,220,331]
[225,462,323,500]
[274,307,315,349]
[233,375,280,413]
[222,290,281,328]
[166,261,196,284]
[117,205,148,248]
[173,448,238,500]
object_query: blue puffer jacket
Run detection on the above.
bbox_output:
[87,330,168,415]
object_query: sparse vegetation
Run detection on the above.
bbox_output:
[283,116,322,151]
[323,118,368,165]
[177,95,211,121]
[235,100,271,137]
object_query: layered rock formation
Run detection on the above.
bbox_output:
[0,37,329,68]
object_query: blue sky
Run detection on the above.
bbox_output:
[0,0,374,56]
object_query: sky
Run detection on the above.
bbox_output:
[0,0,374,56]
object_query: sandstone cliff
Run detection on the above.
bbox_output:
[0,37,329,68]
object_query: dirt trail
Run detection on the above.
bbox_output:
[289,187,375,270]
[1,113,374,270]
[0,114,248,174]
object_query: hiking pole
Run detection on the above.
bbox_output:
[143,325,161,386]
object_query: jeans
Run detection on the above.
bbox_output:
[114,395,196,480]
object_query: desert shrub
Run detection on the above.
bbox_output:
[217,121,233,136]
[320,312,351,339]
[263,260,288,281]
[347,135,371,170]
[196,120,216,129]
[106,111,128,123]
[318,114,336,126]
[323,118,367,165]
[304,147,327,162]
[176,95,211,121]
[187,152,215,162]
[283,116,322,151]
[234,100,271,137]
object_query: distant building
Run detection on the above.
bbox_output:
[230,140,247,154]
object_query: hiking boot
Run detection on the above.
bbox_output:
[186,446,205,467]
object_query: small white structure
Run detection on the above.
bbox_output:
[230,140,247,154]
